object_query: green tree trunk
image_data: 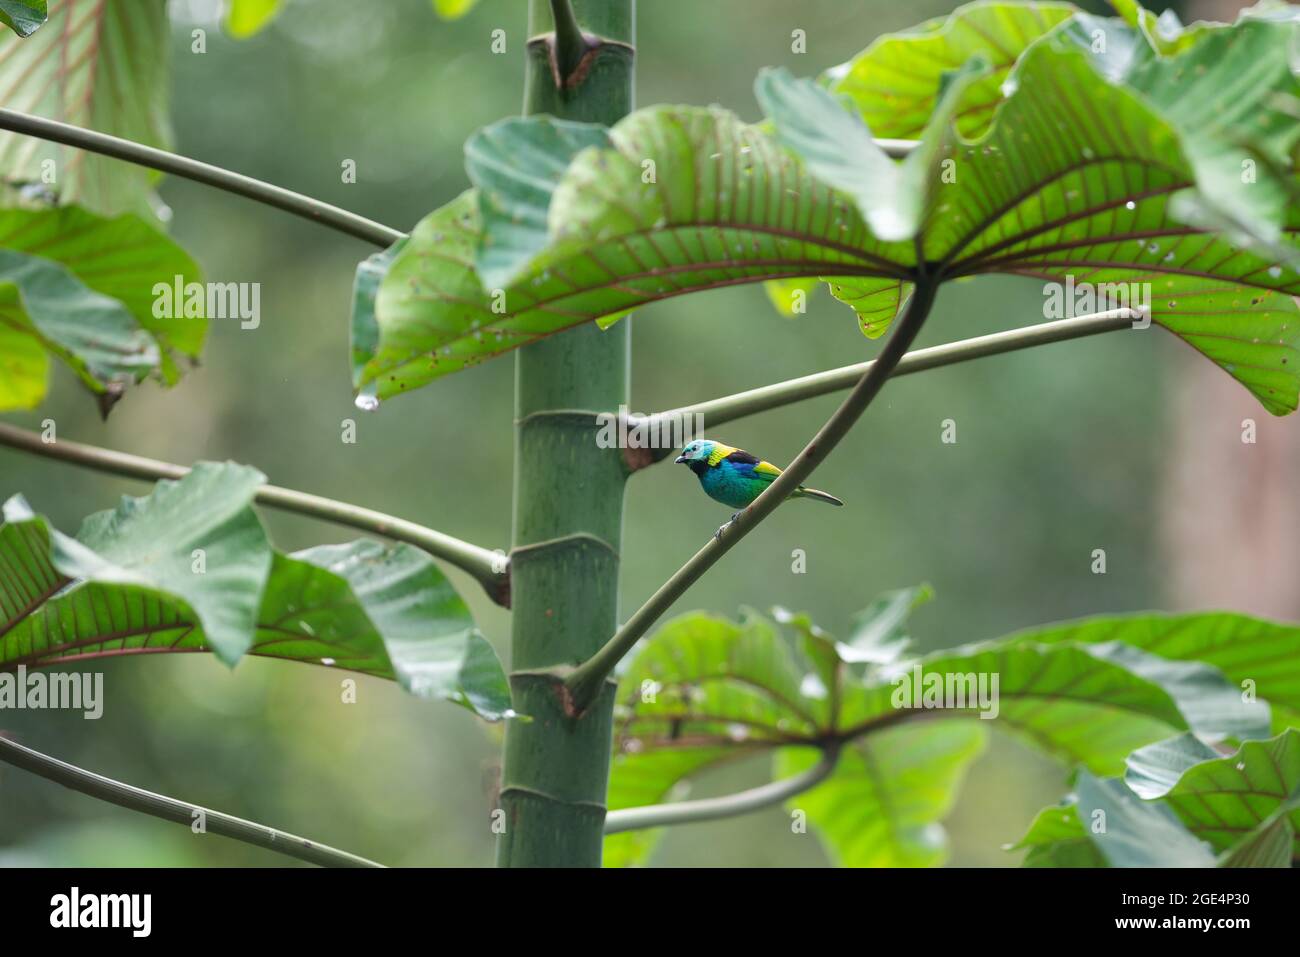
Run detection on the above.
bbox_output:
[495,0,635,868]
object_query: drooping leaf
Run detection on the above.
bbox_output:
[777,721,986,867]
[1009,799,1105,867]
[0,206,206,409]
[0,248,157,411]
[466,116,613,290]
[1015,731,1300,866]
[1075,770,1217,866]
[0,0,171,218]
[1125,729,1300,860]
[1058,11,1300,255]
[0,465,270,666]
[350,236,407,396]
[0,0,46,37]
[292,541,511,719]
[758,55,991,245]
[821,1,1076,140]
[1002,611,1300,732]
[224,0,283,37]
[0,477,511,719]
[1079,640,1270,742]
[1122,731,1220,799]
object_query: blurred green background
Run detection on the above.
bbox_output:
[0,0,1228,867]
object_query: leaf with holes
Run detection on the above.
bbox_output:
[0,476,510,718]
[0,0,170,217]
[0,206,206,411]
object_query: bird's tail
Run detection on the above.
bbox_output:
[794,486,844,507]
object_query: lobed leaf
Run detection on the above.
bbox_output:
[603,596,1260,865]
[355,3,1300,413]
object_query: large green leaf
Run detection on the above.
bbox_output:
[0,0,170,217]
[353,103,915,399]
[1002,611,1300,732]
[841,640,1235,774]
[777,722,987,867]
[755,56,986,245]
[1010,799,1106,867]
[0,206,206,411]
[0,0,46,37]
[1013,731,1300,866]
[0,474,511,719]
[1075,770,1217,866]
[1,464,270,666]
[1125,729,1300,859]
[780,17,1300,413]
[291,541,511,718]
[603,599,1254,866]
[354,4,1300,413]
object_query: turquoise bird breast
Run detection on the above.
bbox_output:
[694,458,768,509]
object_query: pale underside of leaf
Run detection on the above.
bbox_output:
[0,0,171,218]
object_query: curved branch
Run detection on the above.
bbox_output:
[603,743,840,835]
[0,734,383,868]
[630,309,1139,464]
[566,277,942,710]
[0,108,404,248]
[0,422,510,606]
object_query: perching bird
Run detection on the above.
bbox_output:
[674,439,843,537]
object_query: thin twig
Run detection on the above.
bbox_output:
[0,422,509,606]
[0,108,404,248]
[603,743,840,834]
[566,277,942,709]
[0,734,384,867]
[630,309,1140,462]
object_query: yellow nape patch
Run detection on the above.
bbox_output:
[707,443,737,466]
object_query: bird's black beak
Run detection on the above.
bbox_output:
[674,454,687,464]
